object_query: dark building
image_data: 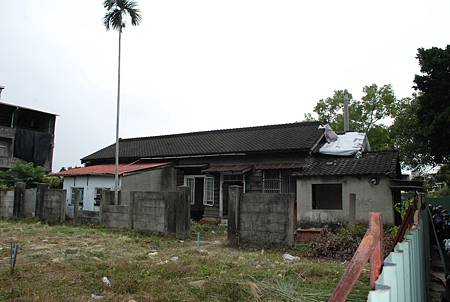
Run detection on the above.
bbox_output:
[0,101,57,172]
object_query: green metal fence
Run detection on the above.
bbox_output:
[367,208,431,302]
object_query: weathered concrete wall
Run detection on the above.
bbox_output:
[100,187,190,238]
[101,204,130,229]
[0,189,14,218]
[297,176,395,225]
[228,186,295,246]
[239,193,295,245]
[122,167,176,192]
[42,189,66,223]
[131,192,168,233]
[24,188,37,217]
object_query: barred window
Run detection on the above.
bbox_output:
[263,170,296,194]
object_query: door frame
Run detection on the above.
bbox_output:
[219,172,246,218]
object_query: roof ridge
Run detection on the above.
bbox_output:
[119,121,321,142]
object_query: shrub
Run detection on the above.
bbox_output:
[308,223,367,260]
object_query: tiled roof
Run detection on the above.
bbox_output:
[295,150,399,177]
[82,121,323,163]
[52,163,170,177]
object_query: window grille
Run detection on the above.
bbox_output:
[263,170,296,194]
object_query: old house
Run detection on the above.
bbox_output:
[64,121,400,224]
[295,150,400,225]
[0,98,57,172]
[53,163,173,216]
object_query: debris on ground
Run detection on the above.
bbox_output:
[148,251,158,257]
[91,293,104,300]
[102,277,111,287]
[170,256,179,262]
[188,280,206,288]
[282,253,300,262]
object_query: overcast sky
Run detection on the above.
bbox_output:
[1,0,449,172]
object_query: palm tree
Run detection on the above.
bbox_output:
[103,0,142,204]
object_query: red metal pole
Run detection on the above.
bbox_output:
[328,212,383,302]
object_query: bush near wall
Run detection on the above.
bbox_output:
[0,162,62,189]
[308,223,395,261]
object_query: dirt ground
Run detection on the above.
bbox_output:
[0,219,370,301]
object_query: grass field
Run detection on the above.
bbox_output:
[0,219,370,301]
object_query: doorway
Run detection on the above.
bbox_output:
[221,174,244,218]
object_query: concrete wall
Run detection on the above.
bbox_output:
[228,186,295,246]
[122,167,176,192]
[101,204,130,229]
[297,176,394,225]
[100,187,190,238]
[42,189,66,223]
[24,188,37,217]
[0,189,14,218]
[239,192,295,245]
[63,175,115,213]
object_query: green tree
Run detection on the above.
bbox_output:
[305,84,402,150]
[0,162,45,188]
[413,45,450,165]
[103,0,142,203]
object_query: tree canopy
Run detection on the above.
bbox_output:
[304,84,402,150]
[413,45,450,165]
[0,162,61,189]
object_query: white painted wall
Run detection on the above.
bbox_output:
[297,176,395,225]
[62,175,117,213]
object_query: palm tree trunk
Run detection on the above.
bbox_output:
[114,28,122,205]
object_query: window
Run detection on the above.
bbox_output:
[312,184,342,210]
[71,187,84,208]
[184,175,215,206]
[94,188,103,207]
[263,170,281,193]
[263,170,296,194]
[185,177,195,205]
[203,176,214,206]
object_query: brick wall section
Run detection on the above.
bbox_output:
[228,186,295,246]
[42,189,66,223]
[0,189,14,218]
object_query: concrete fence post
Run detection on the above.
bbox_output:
[59,190,66,223]
[100,189,111,224]
[176,186,191,239]
[13,182,26,218]
[72,188,80,221]
[227,185,243,246]
[35,183,49,219]
[129,192,135,230]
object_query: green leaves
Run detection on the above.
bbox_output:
[0,162,46,188]
[412,45,450,165]
[103,0,142,31]
[305,84,399,151]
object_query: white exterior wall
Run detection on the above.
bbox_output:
[62,175,117,213]
[297,176,395,225]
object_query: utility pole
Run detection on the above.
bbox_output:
[343,93,349,132]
